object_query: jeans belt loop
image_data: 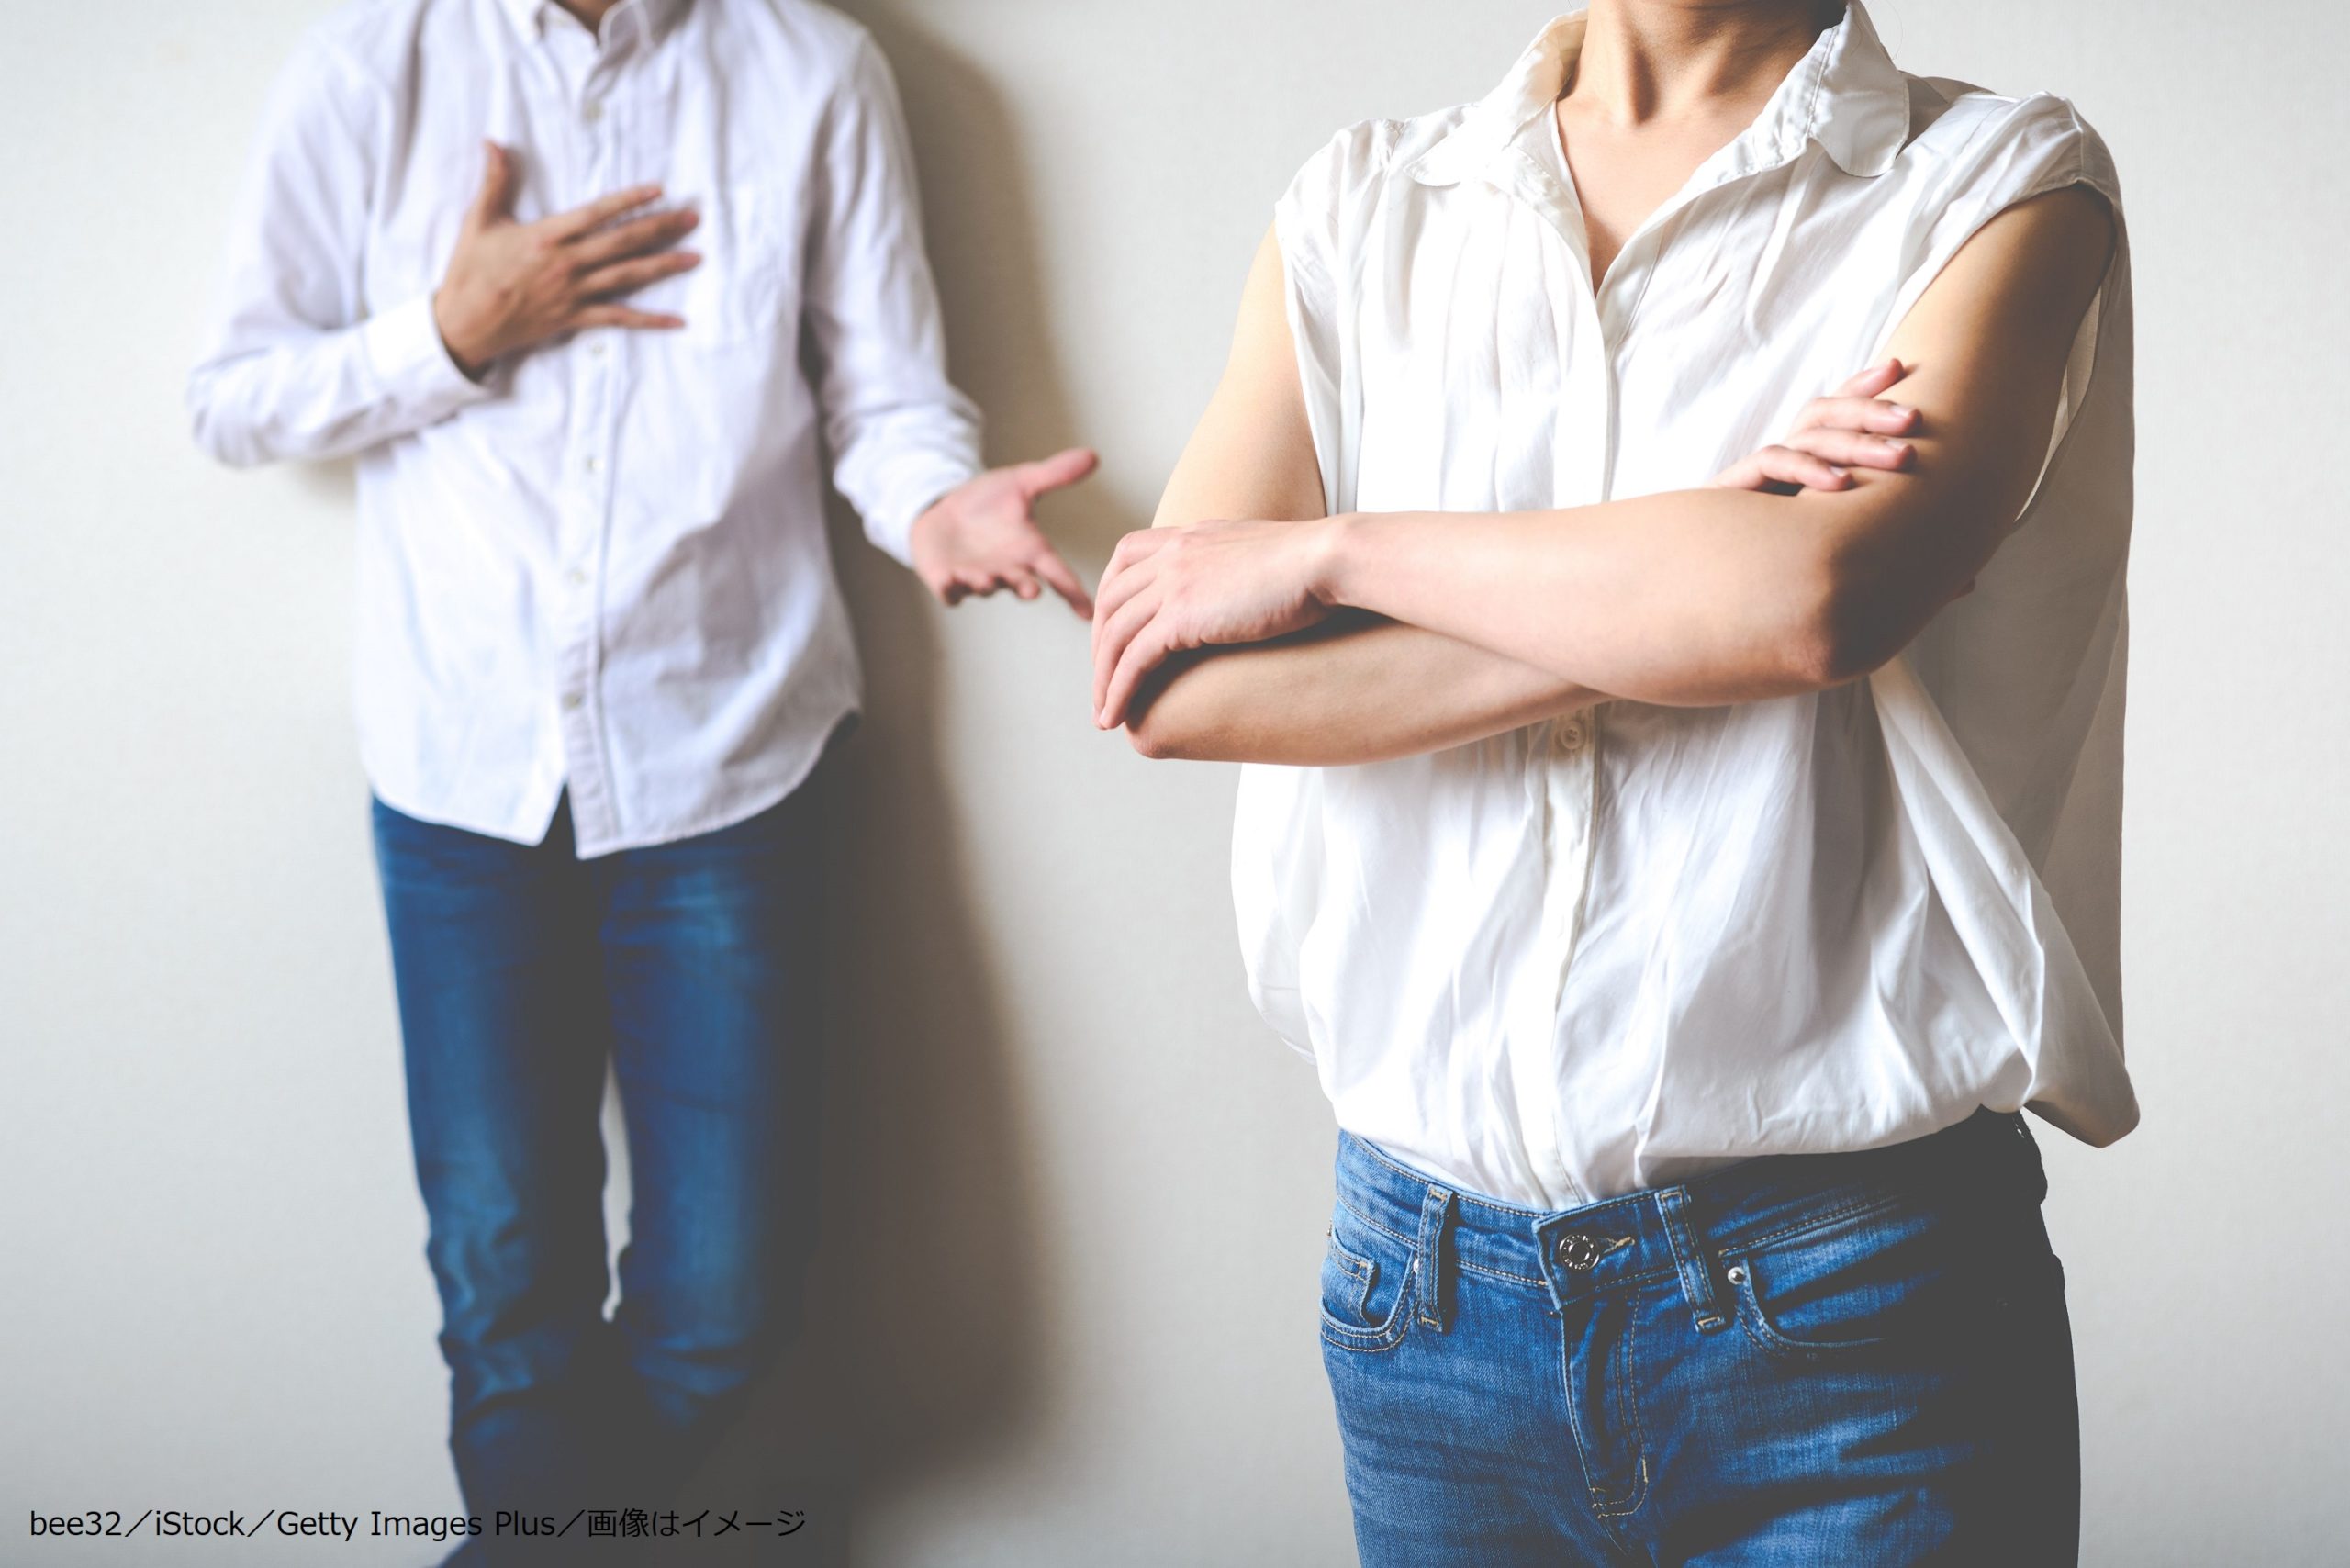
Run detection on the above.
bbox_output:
[1657,1186,1729,1333]
[1413,1183,1459,1334]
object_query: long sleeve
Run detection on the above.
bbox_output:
[185,36,492,468]
[800,37,984,567]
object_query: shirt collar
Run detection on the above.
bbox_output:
[1404,2,1910,189]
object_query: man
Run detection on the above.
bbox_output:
[1094,1,2133,1562]
[187,0,1090,1548]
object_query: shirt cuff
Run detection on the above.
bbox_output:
[860,454,984,569]
[359,294,498,427]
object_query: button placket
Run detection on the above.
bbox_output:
[565,96,615,605]
[1538,709,1600,982]
[550,51,632,851]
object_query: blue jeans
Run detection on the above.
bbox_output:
[1321,1112,2078,1566]
[372,788,825,1551]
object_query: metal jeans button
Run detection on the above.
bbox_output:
[1553,1233,1606,1271]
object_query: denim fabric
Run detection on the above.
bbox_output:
[372,788,826,1557]
[1321,1112,2078,1566]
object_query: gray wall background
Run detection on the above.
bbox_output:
[4,1,2345,1562]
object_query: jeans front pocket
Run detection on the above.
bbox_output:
[1319,1197,1417,1353]
[1729,1193,2054,1361]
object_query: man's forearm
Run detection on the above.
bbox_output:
[1128,612,1600,766]
[186,297,498,468]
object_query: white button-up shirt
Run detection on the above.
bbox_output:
[1237,2,2140,1207]
[188,0,981,855]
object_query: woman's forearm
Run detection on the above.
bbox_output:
[1313,490,1892,705]
[1129,612,1600,765]
[1109,185,2114,738]
[1303,191,2120,705]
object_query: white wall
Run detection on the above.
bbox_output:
[4,2,2345,1563]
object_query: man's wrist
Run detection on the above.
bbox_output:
[362,295,501,418]
[907,487,958,551]
[430,289,491,383]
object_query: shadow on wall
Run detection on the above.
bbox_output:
[683,13,1137,1563]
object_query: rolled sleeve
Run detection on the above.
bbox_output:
[360,294,499,428]
[801,35,985,568]
[186,35,497,467]
[852,445,980,567]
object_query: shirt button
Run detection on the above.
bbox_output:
[561,693,584,712]
[1553,714,1592,756]
[588,341,608,360]
[583,454,602,476]
[565,568,588,588]
[581,100,604,124]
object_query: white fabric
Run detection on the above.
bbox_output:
[1238,2,2138,1207]
[189,0,981,855]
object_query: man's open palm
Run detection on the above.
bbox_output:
[909,446,1100,618]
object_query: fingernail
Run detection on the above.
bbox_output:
[1828,465,1850,478]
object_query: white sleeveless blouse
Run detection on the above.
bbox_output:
[1235,2,2139,1207]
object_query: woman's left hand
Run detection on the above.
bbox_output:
[1091,516,1340,729]
[1707,359,1919,493]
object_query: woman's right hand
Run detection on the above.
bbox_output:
[1709,359,1919,494]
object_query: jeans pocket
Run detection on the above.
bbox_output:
[1318,1199,1416,1353]
[1729,1195,2049,1361]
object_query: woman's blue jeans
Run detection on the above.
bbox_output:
[372,786,825,1544]
[1321,1111,2079,1565]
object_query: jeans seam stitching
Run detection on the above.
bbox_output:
[1320,1266,1415,1353]
[1326,1235,1378,1324]
[1337,1193,1417,1248]
[1715,1192,1902,1256]
[1729,1269,1895,1360]
[1320,1220,1416,1352]
[1587,1296,1651,1519]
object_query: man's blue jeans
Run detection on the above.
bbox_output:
[1321,1112,2079,1565]
[372,787,825,1542]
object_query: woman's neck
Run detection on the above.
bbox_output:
[1566,0,1840,126]
[554,0,623,36]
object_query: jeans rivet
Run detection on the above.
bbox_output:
[1725,1264,1749,1286]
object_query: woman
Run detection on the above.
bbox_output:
[1096,1,2130,1562]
